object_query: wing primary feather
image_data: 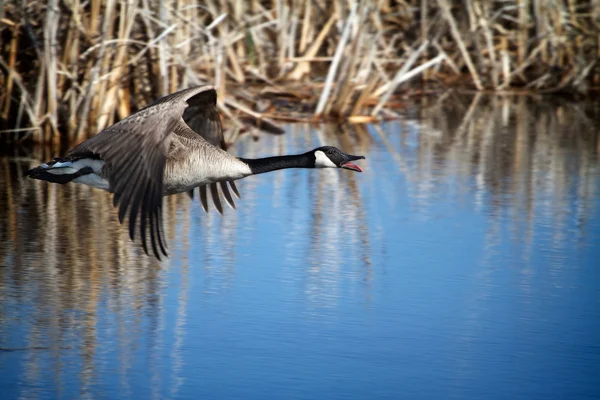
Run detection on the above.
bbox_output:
[146,177,160,259]
[141,134,168,259]
[128,176,149,241]
[118,196,129,225]
[150,184,167,257]
[210,183,223,214]
[140,178,153,257]
[149,158,168,258]
[140,207,149,257]
[220,181,236,209]
[147,171,166,259]
[112,158,143,211]
[110,148,141,207]
[229,181,240,198]
[115,146,151,225]
[149,208,161,260]
[117,160,145,224]
[155,207,167,257]
[199,186,209,213]
[113,188,122,208]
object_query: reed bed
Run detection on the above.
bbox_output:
[1,0,599,145]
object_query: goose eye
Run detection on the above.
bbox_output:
[327,149,334,156]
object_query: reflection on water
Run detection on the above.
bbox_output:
[1,94,599,399]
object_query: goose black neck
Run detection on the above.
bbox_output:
[240,152,315,175]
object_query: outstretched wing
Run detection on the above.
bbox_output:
[183,94,226,149]
[69,85,218,259]
[183,91,241,213]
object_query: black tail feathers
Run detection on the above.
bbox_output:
[26,165,94,185]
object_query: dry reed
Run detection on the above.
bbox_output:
[1,0,599,145]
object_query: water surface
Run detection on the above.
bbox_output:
[1,94,599,399]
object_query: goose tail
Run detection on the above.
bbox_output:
[26,157,102,186]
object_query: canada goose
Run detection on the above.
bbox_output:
[26,85,365,259]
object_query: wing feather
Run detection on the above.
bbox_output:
[128,174,148,241]
[229,181,240,199]
[210,183,224,214]
[182,100,225,148]
[199,185,209,213]
[219,181,236,210]
[69,85,218,259]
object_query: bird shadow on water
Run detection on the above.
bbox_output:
[1,93,599,398]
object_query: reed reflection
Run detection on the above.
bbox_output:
[0,156,193,398]
[234,124,375,316]
[381,94,599,305]
[307,124,374,312]
[379,94,599,241]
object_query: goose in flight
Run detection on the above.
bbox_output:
[26,85,365,259]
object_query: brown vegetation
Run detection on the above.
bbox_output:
[1,0,599,145]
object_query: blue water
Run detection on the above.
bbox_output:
[1,98,600,399]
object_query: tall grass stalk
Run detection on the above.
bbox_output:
[0,0,599,145]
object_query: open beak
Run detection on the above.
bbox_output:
[340,154,365,172]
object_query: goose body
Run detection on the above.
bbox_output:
[165,136,251,194]
[27,85,365,259]
[183,101,240,213]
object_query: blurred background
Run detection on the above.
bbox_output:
[1,1,600,399]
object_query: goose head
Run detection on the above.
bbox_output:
[313,146,365,172]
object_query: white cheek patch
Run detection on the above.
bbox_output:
[314,150,337,168]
